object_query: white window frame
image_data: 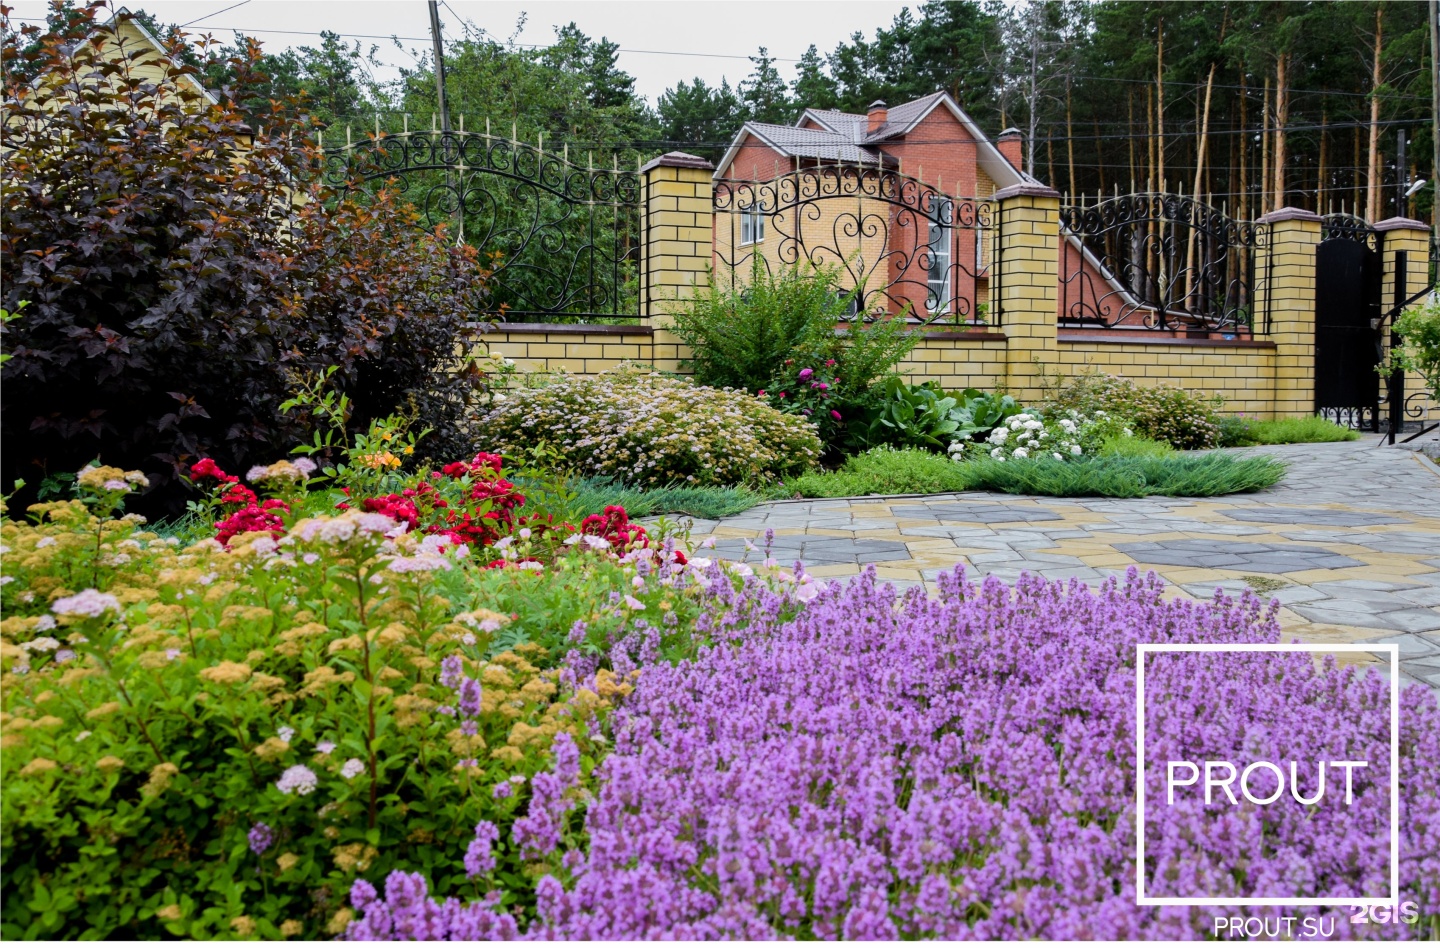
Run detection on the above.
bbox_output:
[740,204,765,246]
[927,198,953,315]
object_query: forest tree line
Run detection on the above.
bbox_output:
[11,0,1435,224]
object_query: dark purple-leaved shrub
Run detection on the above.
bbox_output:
[347,566,1440,940]
[1,7,490,510]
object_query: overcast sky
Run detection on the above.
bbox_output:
[7,0,912,106]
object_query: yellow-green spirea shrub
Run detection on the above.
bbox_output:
[0,500,623,940]
[476,368,822,486]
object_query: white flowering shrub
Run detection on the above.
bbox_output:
[949,411,1130,463]
[475,369,822,486]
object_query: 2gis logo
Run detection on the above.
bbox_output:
[1213,903,1421,939]
[1135,643,1402,910]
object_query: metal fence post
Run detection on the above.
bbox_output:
[1388,250,1407,445]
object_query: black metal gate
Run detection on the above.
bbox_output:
[1315,215,1382,429]
[321,132,642,323]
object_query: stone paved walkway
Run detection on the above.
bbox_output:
[687,441,1440,690]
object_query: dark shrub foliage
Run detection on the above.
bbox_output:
[1,6,490,510]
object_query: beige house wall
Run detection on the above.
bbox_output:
[714,188,894,313]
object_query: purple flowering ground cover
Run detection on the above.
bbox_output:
[348,566,1440,940]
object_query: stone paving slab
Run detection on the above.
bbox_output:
[680,441,1440,691]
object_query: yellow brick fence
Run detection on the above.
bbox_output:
[478,153,1435,425]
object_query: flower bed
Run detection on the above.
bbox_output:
[0,452,757,939]
[346,567,1438,940]
[2,460,1428,941]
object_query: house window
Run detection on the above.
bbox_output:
[975,220,989,273]
[927,198,953,314]
[740,204,765,245]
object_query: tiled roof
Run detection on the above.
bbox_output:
[745,122,892,165]
[863,92,947,141]
[716,90,1029,186]
[738,92,955,166]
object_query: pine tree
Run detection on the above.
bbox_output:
[740,47,793,124]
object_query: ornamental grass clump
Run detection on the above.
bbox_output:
[476,368,821,487]
[350,566,1438,940]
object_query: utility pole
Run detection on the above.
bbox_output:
[1431,0,1439,230]
[1397,130,1407,217]
[428,1,451,134]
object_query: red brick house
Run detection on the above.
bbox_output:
[711,91,1169,336]
[712,92,1032,323]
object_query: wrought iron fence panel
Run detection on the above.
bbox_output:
[322,132,641,322]
[714,165,999,327]
[1058,193,1267,334]
[1321,213,1381,251]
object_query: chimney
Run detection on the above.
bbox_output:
[997,128,1024,170]
[867,100,888,135]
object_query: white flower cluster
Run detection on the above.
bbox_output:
[476,368,822,487]
[51,588,122,618]
[948,410,1130,463]
[290,511,403,544]
[276,764,318,796]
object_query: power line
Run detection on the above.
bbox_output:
[178,1,249,29]
[9,12,1434,107]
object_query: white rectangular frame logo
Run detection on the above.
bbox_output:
[1135,643,1400,907]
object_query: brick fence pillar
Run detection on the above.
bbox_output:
[1375,217,1430,306]
[1374,217,1436,424]
[993,183,1061,404]
[641,151,713,373]
[1256,207,1322,418]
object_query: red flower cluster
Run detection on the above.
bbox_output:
[194,458,289,545]
[215,499,288,546]
[190,452,659,567]
[191,458,239,484]
[428,454,526,548]
[441,452,503,479]
[580,505,648,553]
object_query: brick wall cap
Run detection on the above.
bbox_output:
[641,151,715,173]
[1257,206,1322,224]
[472,322,654,337]
[1056,332,1276,349]
[920,330,1008,341]
[1372,216,1430,233]
[993,183,1060,200]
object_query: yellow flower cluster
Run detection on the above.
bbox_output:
[359,451,403,470]
[76,464,149,493]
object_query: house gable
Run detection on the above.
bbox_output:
[721,128,792,183]
[714,92,1030,190]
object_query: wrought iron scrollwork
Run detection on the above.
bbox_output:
[1058,192,1266,334]
[1319,405,1380,431]
[323,132,641,322]
[714,165,998,327]
[1321,213,1381,252]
